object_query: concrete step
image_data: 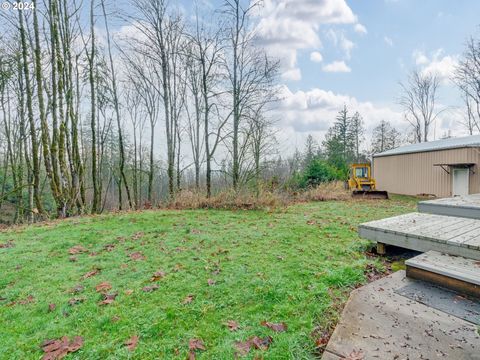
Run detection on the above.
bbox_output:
[406,250,480,298]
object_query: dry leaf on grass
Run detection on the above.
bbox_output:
[131,232,144,240]
[95,282,112,293]
[48,303,56,312]
[41,336,83,360]
[129,252,146,261]
[69,284,84,294]
[235,336,273,356]
[182,294,195,304]
[142,284,159,292]
[124,335,139,351]
[150,271,166,281]
[189,338,206,351]
[99,292,117,306]
[207,279,216,286]
[103,244,115,252]
[18,295,35,305]
[68,297,85,306]
[82,268,100,279]
[225,320,239,332]
[68,245,87,255]
[260,321,287,332]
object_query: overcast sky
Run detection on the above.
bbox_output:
[106,0,480,156]
[245,0,480,153]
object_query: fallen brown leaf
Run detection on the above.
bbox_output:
[182,294,195,304]
[234,336,273,356]
[132,232,144,240]
[150,271,166,281]
[142,284,159,292]
[95,282,112,293]
[260,321,287,332]
[189,338,206,351]
[18,295,35,305]
[99,292,117,306]
[41,336,83,360]
[172,263,184,272]
[68,245,87,255]
[225,320,239,332]
[69,284,84,294]
[129,252,145,261]
[124,335,139,351]
[68,297,85,306]
[82,268,100,279]
[124,289,134,295]
[0,240,14,248]
[207,279,216,286]
[48,303,56,312]
[251,336,273,350]
[103,244,115,252]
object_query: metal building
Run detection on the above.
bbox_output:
[373,135,480,197]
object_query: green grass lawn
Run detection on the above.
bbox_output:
[0,196,417,359]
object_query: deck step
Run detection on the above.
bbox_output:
[418,194,480,220]
[406,251,480,298]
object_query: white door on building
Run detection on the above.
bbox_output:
[452,168,469,196]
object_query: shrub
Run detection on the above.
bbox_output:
[298,159,345,188]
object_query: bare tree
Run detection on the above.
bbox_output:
[454,36,480,134]
[399,70,442,143]
[222,0,278,189]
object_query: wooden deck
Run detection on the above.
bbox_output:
[358,212,480,260]
[418,194,480,219]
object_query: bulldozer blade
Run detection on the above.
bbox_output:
[352,190,389,199]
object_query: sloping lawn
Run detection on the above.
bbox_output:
[0,196,416,359]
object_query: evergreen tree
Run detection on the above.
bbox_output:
[323,105,355,167]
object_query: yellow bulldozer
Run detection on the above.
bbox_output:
[348,163,389,199]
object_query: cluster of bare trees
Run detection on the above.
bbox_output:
[0,0,279,222]
[399,32,480,142]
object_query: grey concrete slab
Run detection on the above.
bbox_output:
[395,280,480,325]
[320,350,342,360]
[323,271,480,360]
[406,251,480,285]
[419,194,480,219]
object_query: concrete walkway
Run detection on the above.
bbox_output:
[322,271,480,360]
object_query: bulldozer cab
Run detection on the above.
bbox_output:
[351,164,370,179]
[348,163,389,199]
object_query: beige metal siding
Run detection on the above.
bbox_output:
[373,147,480,197]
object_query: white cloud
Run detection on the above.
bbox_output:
[384,36,394,47]
[255,0,361,79]
[412,49,458,82]
[326,29,355,58]
[273,85,404,145]
[282,68,302,81]
[310,51,323,63]
[354,23,367,35]
[322,60,351,73]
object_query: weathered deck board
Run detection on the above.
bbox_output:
[419,194,480,219]
[359,212,480,260]
[406,251,480,285]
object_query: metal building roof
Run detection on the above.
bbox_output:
[374,134,480,157]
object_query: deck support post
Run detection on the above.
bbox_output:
[377,242,386,255]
